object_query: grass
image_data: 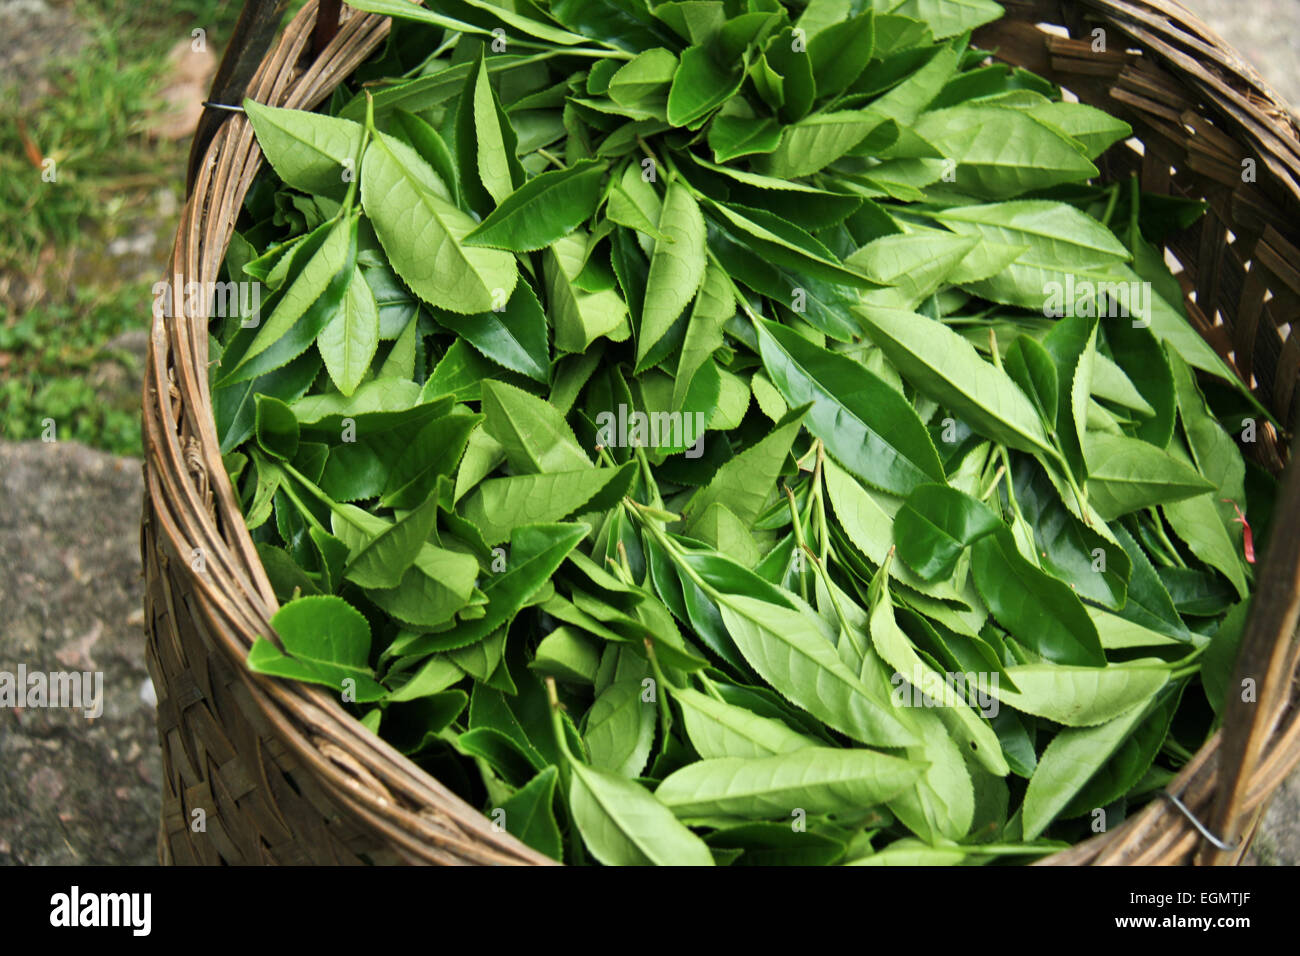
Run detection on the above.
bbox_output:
[0,0,240,455]
[0,285,147,454]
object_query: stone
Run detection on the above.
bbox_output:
[0,441,160,865]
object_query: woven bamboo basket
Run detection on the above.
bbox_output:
[142,0,1300,865]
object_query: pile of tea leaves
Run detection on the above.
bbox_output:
[212,0,1274,865]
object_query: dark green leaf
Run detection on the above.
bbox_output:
[971,529,1106,667]
[894,484,1001,581]
[464,159,607,252]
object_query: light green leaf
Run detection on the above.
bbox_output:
[464,159,607,252]
[609,48,678,106]
[637,181,707,369]
[497,766,563,861]
[531,626,602,684]
[1022,701,1151,839]
[672,261,734,410]
[755,110,889,179]
[822,458,973,606]
[234,215,355,374]
[672,686,819,759]
[343,493,440,590]
[247,595,385,701]
[461,464,635,544]
[914,105,1097,199]
[1083,432,1215,520]
[989,661,1170,727]
[474,55,524,205]
[854,304,1054,457]
[361,130,517,314]
[667,44,743,127]
[568,761,715,865]
[851,231,979,309]
[885,704,975,843]
[1025,100,1131,158]
[716,592,919,748]
[384,656,464,703]
[481,379,592,474]
[869,573,1007,776]
[656,748,926,818]
[243,100,363,200]
[932,201,1130,309]
[345,0,592,46]
[377,312,417,380]
[888,0,1003,39]
[690,503,762,567]
[685,408,802,528]
[317,266,379,396]
[546,233,631,352]
[584,678,657,776]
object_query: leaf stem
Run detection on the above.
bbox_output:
[987,326,1002,368]
[643,638,674,740]
[536,147,565,170]
[1167,664,1201,682]
[980,463,1006,502]
[806,545,853,637]
[543,675,583,863]
[509,38,634,59]
[627,504,724,603]
[634,445,663,507]
[1058,458,1092,526]
[634,135,657,167]
[545,676,573,763]
[280,459,335,509]
[799,473,817,530]
[1161,735,1196,764]
[784,485,810,604]
[696,671,726,702]
[338,94,375,216]
[273,459,342,534]
[996,446,1027,532]
[427,34,460,64]
[615,539,634,579]
[274,468,329,537]
[1098,184,1119,229]
[710,251,766,327]
[1146,508,1188,568]
[811,440,830,565]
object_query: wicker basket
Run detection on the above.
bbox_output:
[142,0,1300,865]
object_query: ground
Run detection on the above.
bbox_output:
[0,441,159,865]
[0,0,1296,866]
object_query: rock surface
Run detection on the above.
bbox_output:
[0,441,160,865]
[0,0,90,107]
[1189,0,1300,111]
[1245,773,1300,865]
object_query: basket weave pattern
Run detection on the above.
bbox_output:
[142,0,1300,865]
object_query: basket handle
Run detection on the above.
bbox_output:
[185,0,343,194]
